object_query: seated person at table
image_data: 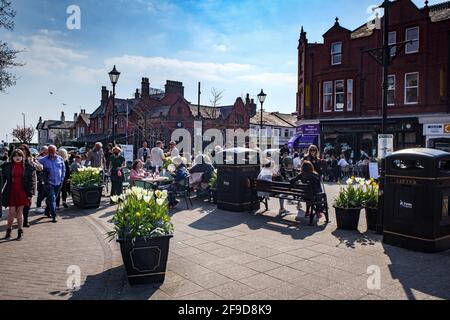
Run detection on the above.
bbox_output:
[130,160,149,186]
[290,161,323,218]
[190,154,215,184]
[327,154,340,182]
[162,156,189,209]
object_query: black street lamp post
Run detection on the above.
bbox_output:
[108,65,120,145]
[257,89,267,147]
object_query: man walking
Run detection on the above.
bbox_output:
[151,141,165,172]
[39,145,65,223]
[87,142,105,169]
[137,141,151,162]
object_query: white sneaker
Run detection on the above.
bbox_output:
[35,208,45,214]
[279,209,290,216]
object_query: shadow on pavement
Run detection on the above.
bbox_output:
[189,201,328,241]
[331,229,381,249]
[58,265,162,300]
[381,244,450,300]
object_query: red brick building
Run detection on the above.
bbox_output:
[297,0,450,159]
[82,78,257,153]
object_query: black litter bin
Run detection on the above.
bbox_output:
[383,148,450,253]
[216,148,261,212]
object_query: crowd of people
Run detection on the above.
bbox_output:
[0,138,370,240]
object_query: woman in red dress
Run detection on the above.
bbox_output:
[1,149,35,241]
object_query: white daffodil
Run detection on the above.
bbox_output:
[161,190,168,199]
[110,195,119,203]
[346,178,353,185]
[155,190,162,199]
[143,195,152,204]
[125,189,132,196]
[156,198,165,206]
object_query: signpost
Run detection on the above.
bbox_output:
[378,134,394,159]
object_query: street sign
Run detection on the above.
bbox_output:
[378,134,394,159]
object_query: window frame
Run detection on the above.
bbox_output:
[388,31,397,57]
[387,75,396,106]
[323,81,333,113]
[331,42,342,65]
[405,27,419,54]
[347,79,353,112]
[334,80,345,112]
[404,72,419,105]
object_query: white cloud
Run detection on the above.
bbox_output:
[237,72,297,88]
[11,32,88,76]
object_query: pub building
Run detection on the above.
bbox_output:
[296,0,450,161]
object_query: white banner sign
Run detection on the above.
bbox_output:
[122,144,134,163]
[378,134,394,159]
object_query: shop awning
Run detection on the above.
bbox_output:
[288,135,318,149]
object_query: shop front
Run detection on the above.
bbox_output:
[320,117,421,162]
[422,122,450,152]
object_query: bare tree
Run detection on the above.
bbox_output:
[0,0,23,92]
[12,125,34,144]
[203,88,224,119]
[54,131,70,147]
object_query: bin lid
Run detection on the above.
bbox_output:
[386,148,450,178]
[216,148,261,166]
[387,148,450,159]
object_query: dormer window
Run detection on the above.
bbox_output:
[331,42,342,65]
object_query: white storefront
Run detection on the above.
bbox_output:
[420,115,450,152]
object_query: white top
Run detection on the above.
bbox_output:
[293,157,301,169]
[170,147,180,157]
[151,147,165,167]
[338,158,349,167]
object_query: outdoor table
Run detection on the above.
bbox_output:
[142,176,172,189]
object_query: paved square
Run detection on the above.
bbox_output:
[1,183,449,300]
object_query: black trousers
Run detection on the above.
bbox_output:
[56,181,69,207]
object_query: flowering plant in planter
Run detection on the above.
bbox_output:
[334,177,365,209]
[208,169,218,189]
[70,167,102,188]
[107,187,174,241]
[363,179,379,208]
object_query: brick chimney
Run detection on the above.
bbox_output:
[165,80,184,97]
[247,98,257,117]
[141,78,150,97]
[101,86,108,105]
[74,113,78,121]
[135,89,140,99]
[60,111,65,122]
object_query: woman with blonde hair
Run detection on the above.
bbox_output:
[56,148,71,209]
[304,145,322,177]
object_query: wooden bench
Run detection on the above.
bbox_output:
[250,179,329,226]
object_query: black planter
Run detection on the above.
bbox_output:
[365,207,378,231]
[118,235,173,286]
[71,185,102,209]
[334,207,361,231]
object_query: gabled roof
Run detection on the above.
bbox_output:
[41,120,75,130]
[188,104,235,120]
[250,112,297,127]
[79,113,91,125]
[429,1,450,22]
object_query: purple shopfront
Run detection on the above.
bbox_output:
[289,124,321,150]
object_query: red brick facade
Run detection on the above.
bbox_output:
[297,0,450,157]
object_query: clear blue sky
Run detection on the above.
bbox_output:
[0,0,441,143]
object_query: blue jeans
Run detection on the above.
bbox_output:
[45,184,62,219]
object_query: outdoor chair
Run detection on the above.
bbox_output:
[161,175,193,209]
[122,168,131,191]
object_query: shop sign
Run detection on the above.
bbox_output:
[424,124,444,135]
[297,124,320,135]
